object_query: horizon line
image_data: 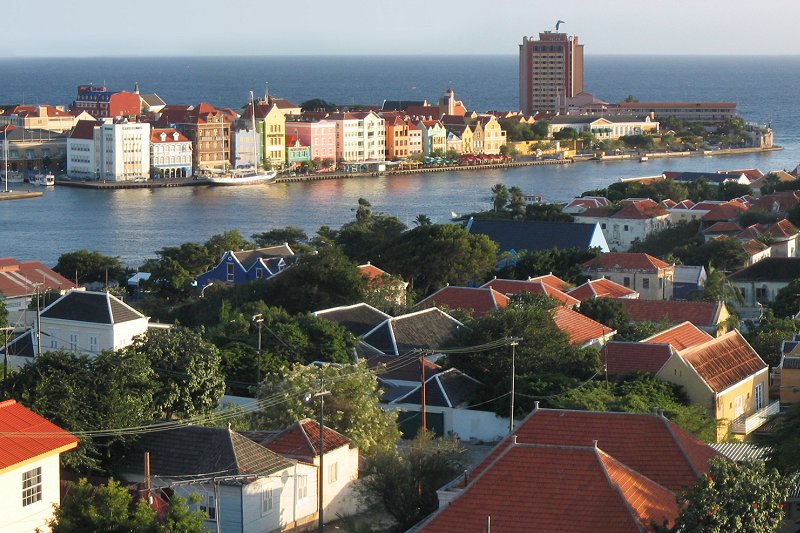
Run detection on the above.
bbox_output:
[2,53,800,60]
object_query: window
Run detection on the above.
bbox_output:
[227,263,235,282]
[298,475,308,499]
[623,277,631,288]
[623,225,629,231]
[199,492,216,521]
[89,334,99,353]
[69,332,79,352]
[49,329,59,349]
[261,487,274,515]
[255,268,262,279]
[642,278,650,289]
[328,462,338,484]
[22,467,42,506]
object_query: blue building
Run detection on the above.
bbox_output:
[196,244,296,287]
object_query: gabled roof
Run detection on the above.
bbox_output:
[582,253,671,272]
[467,219,605,253]
[736,223,768,240]
[527,273,572,291]
[361,308,463,356]
[701,201,747,222]
[314,303,391,338]
[390,368,482,408]
[749,190,800,213]
[0,329,35,358]
[469,408,718,492]
[40,290,145,325]
[703,221,743,235]
[615,298,724,329]
[418,443,678,533]
[231,244,294,269]
[121,426,293,481]
[678,330,767,393]
[766,218,799,239]
[567,277,638,301]
[416,286,509,319]
[150,128,189,143]
[481,277,579,306]
[601,342,674,375]
[365,353,442,383]
[0,399,79,473]
[68,119,100,140]
[552,306,614,345]
[357,262,388,280]
[260,419,351,461]
[0,257,77,298]
[643,321,714,351]
[728,257,800,282]
[742,238,769,256]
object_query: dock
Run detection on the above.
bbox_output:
[0,190,44,201]
[56,178,200,189]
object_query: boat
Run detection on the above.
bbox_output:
[30,172,55,186]
[206,169,277,186]
[639,156,649,162]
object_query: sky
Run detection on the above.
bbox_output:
[8,0,800,57]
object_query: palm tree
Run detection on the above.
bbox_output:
[491,183,509,212]
[413,214,432,226]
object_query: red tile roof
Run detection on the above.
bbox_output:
[469,409,717,492]
[0,400,78,473]
[736,223,768,240]
[357,262,388,280]
[583,253,671,272]
[260,419,351,461]
[703,221,743,235]
[420,444,678,532]
[527,273,572,291]
[678,330,767,393]
[701,202,747,222]
[552,306,614,345]
[767,218,799,239]
[601,342,673,374]
[568,277,638,301]
[643,321,714,351]
[150,128,189,143]
[416,286,509,319]
[615,299,723,329]
[0,258,77,299]
[742,238,768,255]
[481,278,579,307]
[750,191,800,213]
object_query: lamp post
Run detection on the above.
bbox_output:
[305,366,330,533]
[252,314,263,387]
[200,281,214,298]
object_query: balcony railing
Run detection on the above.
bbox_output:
[730,400,779,434]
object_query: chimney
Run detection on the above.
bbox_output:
[511,435,518,445]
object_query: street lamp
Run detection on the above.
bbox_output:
[252,314,263,387]
[305,365,330,533]
[200,281,214,298]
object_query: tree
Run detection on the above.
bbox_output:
[497,247,602,285]
[122,327,225,420]
[661,458,791,533]
[54,250,126,286]
[203,229,250,258]
[743,310,800,367]
[378,224,498,295]
[682,238,748,272]
[252,226,311,250]
[490,183,509,212]
[691,266,743,323]
[718,181,752,201]
[530,120,549,140]
[524,202,575,222]
[49,478,206,532]
[300,98,337,112]
[628,221,702,257]
[577,297,669,341]
[413,214,432,226]
[335,199,407,263]
[770,278,800,318]
[252,361,400,455]
[358,432,469,531]
[762,403,800,475]
[508,186,526,219]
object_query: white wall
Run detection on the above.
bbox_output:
[37,316,148,356]
[0,454,61,533]
[387,404,509,443]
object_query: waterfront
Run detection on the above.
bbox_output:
[1,149,790,267]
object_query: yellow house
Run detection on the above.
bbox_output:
[656,330,775,441]
[477,115,507,155]
[260,104,286,168]
[471,121,484,154]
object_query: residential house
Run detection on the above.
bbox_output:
[475,115,506,154]
[470,120,484,153]
[241,100,286,168]
[357,262,408,308]
[657,330,776,440]
[0,104,80,133]
[615,298,731,335]
[0,257,77,328]
[119,426,320,533]
[418,120,447,156]
[581,253,674,300]
[567,277,639,301]
[70,84,140,119]
[383,114,409,160]
[258,419,361,519]
[548,114,658,141]
[741,238,771,266]
[551,306,615,347]
[415,408,719,532]
[481,277,580,307]
[747,190,800,216]
[703,221,743,241]
[728,258,800,318]
[233,127,259,169]
[673,265,707,300]
[285,135,311,167]
[406,121,423,156]
[150,128,192,178]
[314,303,391,340]
[361,308,464,356]
[668,200,748,226]
[328,111,385,162]
[0,400,79,533]
[572,198,670,251]
[776,352,800,405]
[196,244,295,288]
[285,119,336,163]
[415,286,509,319]
[761,219,800,257]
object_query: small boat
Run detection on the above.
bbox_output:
[206,169,277,186]
[30,172,55,186]
[639,156,649,162]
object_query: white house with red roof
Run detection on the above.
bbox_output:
[572,198,670,251]
[357,262,408,307]
[582,253,675,300]
[0,399,78,533]
[567,277,639,301]
[150,128,192,178]
[0,258,78,329]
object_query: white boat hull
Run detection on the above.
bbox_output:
[206,170,277,186]
[31,173,55,186]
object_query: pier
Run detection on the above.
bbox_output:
[0,191,44,201]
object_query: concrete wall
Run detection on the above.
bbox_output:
[387,403,509,443]
[0,454,61,533]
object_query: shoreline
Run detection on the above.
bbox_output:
[54,146,782,189]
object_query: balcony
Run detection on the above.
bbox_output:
[729,400,779,435]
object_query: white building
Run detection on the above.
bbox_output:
[328,111,385,162]
[548,115,659,140]
[571,198,670,251]
[150,128,192,178]
[67,119,150,181]
[66,119,101,179]
[0,400,78,533]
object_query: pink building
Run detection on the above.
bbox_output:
[285,119,336,162]
[407,121,423,156]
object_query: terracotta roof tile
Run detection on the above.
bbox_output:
[0,400,79,472]
[0,258,78,299]
[552,306,614,345]
[568,277,638,301]
[642,321,714,351]
[767,218,799,239]
[678,330,767,393]
[615,299,722,328]
[601,342,673,374]
[703,221,743,235]
[357,262,388,280]
[261,419,350,462]
[416,286,509,319]
[583,253,671,272]
[527,273,572,291]
[742,239,768,255]
[480,278,579,307]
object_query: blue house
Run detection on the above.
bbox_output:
[196,244,296,288]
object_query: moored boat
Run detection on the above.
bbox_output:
[30,172,55,186]
[206,169,277,186]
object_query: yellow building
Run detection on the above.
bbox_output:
[242,100,286,168]
[477,115,507,155]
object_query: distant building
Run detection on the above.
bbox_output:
[418,120,447,156]
[616,101,737,124]
[0,104,80,133]
[0,257,77,328]
[285,119,336,163]
[581,253,674,300]
[519,31,584,115]
[67,118,150,181]
[70,85,141,119]
[150,128,192,178]
[232,127,259,169]
[196,244,296,287]
[0,125,67,175]
[156,103,235,170]
[326,111,385,162]
[383,114,410,160]
[548,115,658,140]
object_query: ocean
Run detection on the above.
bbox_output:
[1,55,799,266]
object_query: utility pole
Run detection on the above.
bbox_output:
[420,351,427,433]
[305,364,330,533]
[509,338,520,433]
[2,326,13,382]
[252,314,263,387]
[34,283,42,356]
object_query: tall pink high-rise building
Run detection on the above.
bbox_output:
[519,31,584,115]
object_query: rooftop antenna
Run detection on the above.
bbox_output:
[556,20,565,31]
[264,82,269,103]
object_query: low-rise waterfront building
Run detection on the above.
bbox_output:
[70,84,141,119]
[157,102,235,171]
[548,115,659,140]
[232,127,259,169]
[418,120,447,156]
[285,119,336,163]
[407,121,423,156]
[0,125,67,175]
[67,118,150,181]
[285,135,311,167]
[0,104,81,133]
[150,128,192,178]
[328,111,385,162]
[383,114,409,159]
[476,115,507,154]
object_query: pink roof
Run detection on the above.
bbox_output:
[0,400,79,472]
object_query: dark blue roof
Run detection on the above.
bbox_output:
[671,172,744,185]
[467,219,601,252]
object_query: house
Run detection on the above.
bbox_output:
[70,84,140,119]
[313,303,391,338]
[475,114,506,154]
[258,419,361,519]
[776,354,800,405]
[481,277,580,307]
[0,257,77,328]
[748,190,800,215]
[414,408,719,532]
[572,198,670,251]
[284,119,337,163]
[118,426,320,533]
[551,306,615,347]
[415,286,509,318]
[656,330,776,441]
[672,265,707,300]
[361,308,464,356]
[418,120,447,156]
[196,244,295,287]
[728,257,800,318]
[357,262,408,307]
[703,221,743,241]
[670,171,751,186]
[548,114,659,140]
[741,238,771,266]
[582,253,674,300]
[241,99,286,167]
[0,399,79,533]
[615,298,731,335]
[567,277,639,301]
[466,219,610,258]
[156,102,235,170]
[150,128,192,178]
[668,200,748,226]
